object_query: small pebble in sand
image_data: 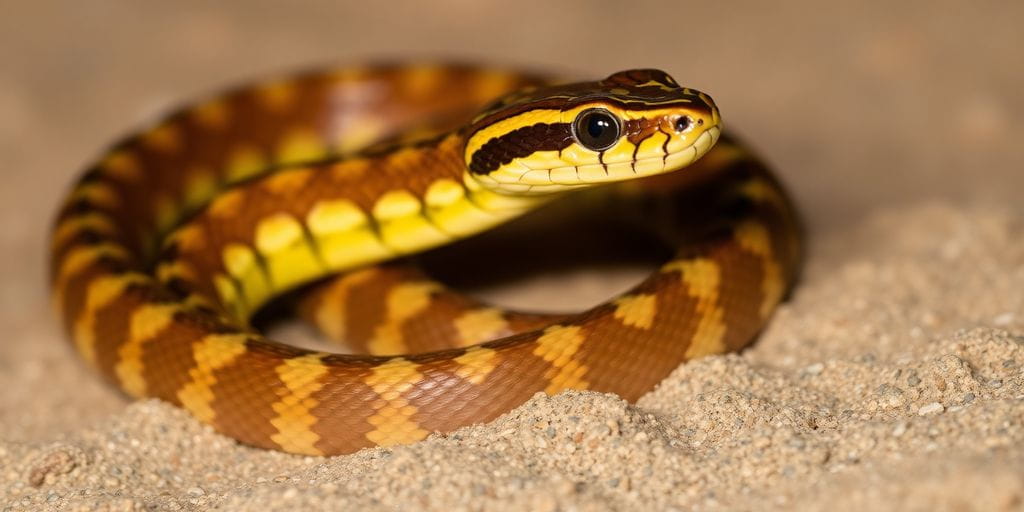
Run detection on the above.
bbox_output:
[892,422,908,437]
[26,445,83,488]
[802,363,824,376]
[917,402,944,416]
[993,312,1014,326]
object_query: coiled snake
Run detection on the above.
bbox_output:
[50,63,802,455]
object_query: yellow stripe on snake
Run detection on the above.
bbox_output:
[50,63,802,455]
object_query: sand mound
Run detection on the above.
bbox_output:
[4,203,1023,511]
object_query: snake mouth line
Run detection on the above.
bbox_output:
[479,126,721,193]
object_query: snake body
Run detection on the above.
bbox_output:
[50,63,801,455]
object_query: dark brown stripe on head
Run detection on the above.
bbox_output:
[468,122,573,175]
[468,95,706,142]
[623,118,661,146]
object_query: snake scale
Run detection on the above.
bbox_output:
[49,63,802,455]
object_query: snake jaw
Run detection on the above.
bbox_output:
[471,123,722,195]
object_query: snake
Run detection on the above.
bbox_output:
[49,63,802,456]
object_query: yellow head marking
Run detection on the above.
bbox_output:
[463,69,720,195]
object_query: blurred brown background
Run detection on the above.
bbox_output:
[1,1,1021,394]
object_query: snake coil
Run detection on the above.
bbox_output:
[50,63,801,455]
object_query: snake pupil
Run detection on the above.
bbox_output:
[573,109,621,151]
[587,116,610,138]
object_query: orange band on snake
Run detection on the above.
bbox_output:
[49,63,802,455]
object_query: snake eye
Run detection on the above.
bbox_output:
[674,116,693,133]
[572,108,621,151]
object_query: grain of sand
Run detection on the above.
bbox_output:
[2,2,1023,511]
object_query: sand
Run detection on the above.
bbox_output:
[2,2,1023,511]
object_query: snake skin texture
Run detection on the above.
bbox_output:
[50,63,802,455]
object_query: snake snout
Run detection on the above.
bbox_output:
[684,92,720,130]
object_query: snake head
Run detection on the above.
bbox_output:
[463,69,721,195]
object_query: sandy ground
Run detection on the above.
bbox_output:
[2,1,1023,510]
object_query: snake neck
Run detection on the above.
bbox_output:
[154,131,552,322]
